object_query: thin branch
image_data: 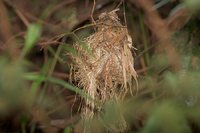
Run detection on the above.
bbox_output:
[129,0,181,71]
[0,0,19,58]
[91,0,96,24]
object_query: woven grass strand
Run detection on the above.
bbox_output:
[71,9,138,132]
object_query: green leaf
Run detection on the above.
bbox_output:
[23,73,94,101]
[142,102,191,133]
[24,23,42,53]
[184,0,200,11]
[63,127,71,133]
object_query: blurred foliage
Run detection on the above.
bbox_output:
[0,58,31,114]
[184,0,200,11]
[0,0,200,133]
[23,23,42,57]
[142,102,191,133]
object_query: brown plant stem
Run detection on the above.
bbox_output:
[32,107,59,133]
[129,0,181,71]
[0,0,20,59]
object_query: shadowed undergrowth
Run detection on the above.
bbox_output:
[0,0,200,133]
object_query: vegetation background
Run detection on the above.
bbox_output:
[0,0,200,133]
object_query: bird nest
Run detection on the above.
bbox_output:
[71,9,138,132]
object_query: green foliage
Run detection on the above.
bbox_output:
[25,23,41,49]
[1,0,200,132]
[23,23,42,57]
[63,127,71,133]
[23,73,94,101]
[103,100,124,127]
[184,0,200,11]
[0,58,31,114]
[142,102,191,133]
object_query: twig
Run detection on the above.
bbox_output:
[91,0,96,24]
[123,0,127,27]
[45,0,75,20]
[15,8,30,27]
[32,107,59,133]
[129,0,181,71]
[0,0,19,58]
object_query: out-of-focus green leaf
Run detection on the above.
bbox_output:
[102,100,127,132]
[23,23,42,56]
[0,58,30,114]
[25,23,41,48]
[148,54,169,75]
[142,102,191,133]
[103,100,119,124]
[63,45,79,57]
[164,72,179,91]
[23,73,94,101]
[72,34,94,56]
[63,127,71,133]
[184,0,200,11]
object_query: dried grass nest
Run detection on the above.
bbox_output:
[71,9,138,132]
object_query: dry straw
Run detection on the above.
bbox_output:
[71,9,138,132]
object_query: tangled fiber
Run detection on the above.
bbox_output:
[71,9,137,132]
